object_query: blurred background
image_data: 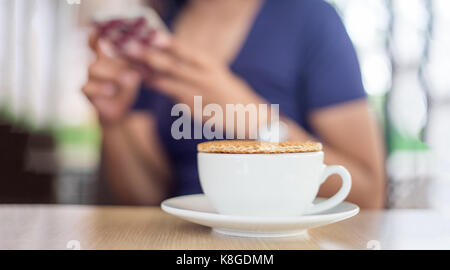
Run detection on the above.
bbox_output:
[0,0,449,209]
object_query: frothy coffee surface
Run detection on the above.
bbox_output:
[197,140,322,154]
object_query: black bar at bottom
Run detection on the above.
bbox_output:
[0,250,446,268]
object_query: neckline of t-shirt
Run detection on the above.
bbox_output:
[163,0,269,70]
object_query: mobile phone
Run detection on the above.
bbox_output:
[91,7,168,51]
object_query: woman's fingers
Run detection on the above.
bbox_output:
[83,68,140,124]
[97,39,119,58]
[89,30,116,57]
[84,51,142,124]
[166,38,212,69]
[88,57,141,91]
[123,41,207,88]
[151,31,211,68]
[90,39,141,91]
[82,80,117,98]
[150,75,199,99]
[88,29,99,51]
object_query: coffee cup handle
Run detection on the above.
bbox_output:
[304,165,352,215]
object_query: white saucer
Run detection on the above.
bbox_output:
[161,194,359,238]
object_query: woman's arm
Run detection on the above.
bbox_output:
[101,113,173,205]
[284,100,386,209]
[286,2,387,207]
[82,38,173,205]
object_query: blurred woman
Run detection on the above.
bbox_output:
[82,0,386,208]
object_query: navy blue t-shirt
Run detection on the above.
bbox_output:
[132,0,366,196]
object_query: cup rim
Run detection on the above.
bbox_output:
[198,151,323,156]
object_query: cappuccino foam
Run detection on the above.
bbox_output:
[197,140,322,154]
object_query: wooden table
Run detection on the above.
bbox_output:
[1,205,450,250]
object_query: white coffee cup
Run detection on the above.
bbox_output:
[198,151,351,217]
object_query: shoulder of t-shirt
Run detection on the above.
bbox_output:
[278,0,350,58]
[280,0,340,19]
[276,0,344,35]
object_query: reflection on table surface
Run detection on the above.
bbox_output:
[1,205,450,250]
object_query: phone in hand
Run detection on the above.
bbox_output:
[91,7,168,52]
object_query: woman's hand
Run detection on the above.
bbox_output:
[82,39,142,126]
[123,32,267,111]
